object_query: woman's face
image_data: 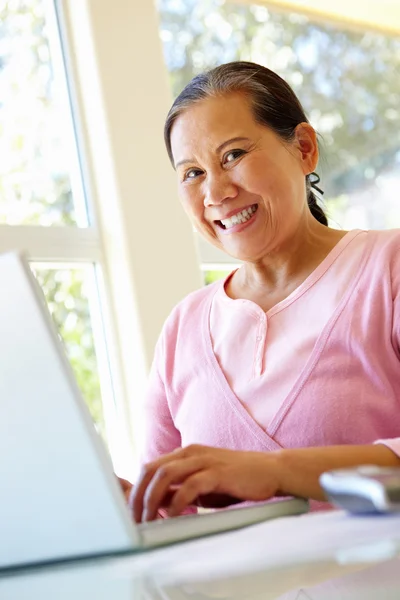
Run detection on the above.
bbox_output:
[170,92,319,262]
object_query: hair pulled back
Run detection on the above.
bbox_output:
[164,61,327,226]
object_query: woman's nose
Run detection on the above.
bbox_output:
[203,173,239,207]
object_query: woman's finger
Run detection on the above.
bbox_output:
[130,463,160,523]
[130,447,200,521]
[167,470,218,517]
[117,476,133,500]
[131,455,199,523]
[141,456,207,522]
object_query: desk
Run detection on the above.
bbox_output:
[1,510,400,599]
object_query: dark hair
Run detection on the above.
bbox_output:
[164,61,327,226]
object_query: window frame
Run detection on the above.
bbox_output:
[1,0,202,476]
[59,0,201,473]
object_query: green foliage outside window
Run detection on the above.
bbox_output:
[158,0,400,230]
[204,269,235,285]
[34,268,105,436]
[0,1,104,432]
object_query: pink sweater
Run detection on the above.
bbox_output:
[209,230,369,427]
[142,229,400,506]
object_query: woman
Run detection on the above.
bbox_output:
[130,61,400,523]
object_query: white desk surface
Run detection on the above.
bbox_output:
[1,510,400,599]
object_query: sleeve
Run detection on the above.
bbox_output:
[392,246,400,355]
[375,239,400,458]
[140,335,181,465]
[139,332,197,517]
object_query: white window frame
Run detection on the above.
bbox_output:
[235,0,400,36]
[1,0,203,477]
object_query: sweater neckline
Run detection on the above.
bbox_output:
[203,229,375,445]
[216,229,365,317]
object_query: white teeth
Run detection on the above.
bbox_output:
[220,205,257,229]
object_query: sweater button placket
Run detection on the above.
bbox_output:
[257,316,267,374]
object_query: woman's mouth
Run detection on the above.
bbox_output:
[215,204,258,230]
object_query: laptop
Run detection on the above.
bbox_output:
[0,251,308,571]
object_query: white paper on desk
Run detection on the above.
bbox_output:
[119,510,400,584]
[275,557,400,600]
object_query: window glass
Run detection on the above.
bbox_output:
[33,265,106,438]
[203,268,235,285]
[0,0,87,226]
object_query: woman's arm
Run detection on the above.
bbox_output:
[277,443,400,501]
[130,442,400,522]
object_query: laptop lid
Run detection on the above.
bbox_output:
[0,252,139,570]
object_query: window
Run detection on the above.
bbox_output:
[158,0,400,276]
[203,267,236,285]
[32,265,106,435]
[0,0,126,460]
[1,0,202,476]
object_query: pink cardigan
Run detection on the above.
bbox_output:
[142,229,400,505]
[208,230,369,428]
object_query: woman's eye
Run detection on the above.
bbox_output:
[183,168,203,181]
[224,149,245,164]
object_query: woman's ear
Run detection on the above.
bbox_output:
[293,123,319,175]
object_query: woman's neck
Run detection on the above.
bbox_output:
[225,223,348,312]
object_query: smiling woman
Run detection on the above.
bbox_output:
[164,61,328,232]
[170,94,326,265]
[218,203,257,230]
[129,61,400,523]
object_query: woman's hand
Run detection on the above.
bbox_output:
[117,476,134,501]
[128,443,400,522]
[130,445,282,523]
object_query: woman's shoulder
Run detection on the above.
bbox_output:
[360,229,400,288]
[366,227,400,247]
[364,228,400,262]
[175,279,221,312]
[161,278,224,334]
